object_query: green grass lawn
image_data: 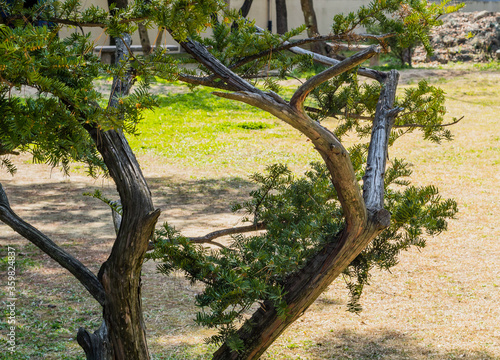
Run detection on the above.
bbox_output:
[126,85,323,175]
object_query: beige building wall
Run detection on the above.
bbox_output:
[232,0,370,35]
[60,0,373,48]
[59,0,500,49]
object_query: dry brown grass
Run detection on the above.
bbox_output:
[0,70,499,359]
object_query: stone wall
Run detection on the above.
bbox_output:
[414,11,500,63]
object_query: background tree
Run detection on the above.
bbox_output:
[366,0,459,67]
[239,0,254,18]
[106,0,152,55]
[299,0,328,55]
[276,0,287,34]
[0,0,460,359]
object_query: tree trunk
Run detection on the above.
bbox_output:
[77,35,159,360]
[106,0,153,56]
[275,0,287,34]
[155,27,164,48]
[77,322,111,360]
[212,214,389,360]
[176,37,397,360]
[239,0,254,17]
[299,0,327,55]
[138,23,152,54]
[210,68,399,360]
[79,124,159,360]
[402,48,412,67]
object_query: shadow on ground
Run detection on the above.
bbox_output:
[145,327,498,360]
[305,328,497,360]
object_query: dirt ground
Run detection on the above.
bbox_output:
[1,69,499,359]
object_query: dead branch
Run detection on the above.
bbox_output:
[395,116,464,129]
[189,223,266,244]
[363,70,402,212]
[287,44,386,82]
[226,33,388,72]
[290,46,380,112]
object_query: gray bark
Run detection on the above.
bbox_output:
[363,70,402,210]
[77,34,159,360]
[138,23,152,54]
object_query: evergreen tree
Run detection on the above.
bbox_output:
[366,0,461,67]
[0,0,461,359]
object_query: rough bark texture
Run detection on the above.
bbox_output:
[77,322,111,360]
[77,35,159,360]
[90,129,158,360]
[363,70,402,210]
[175,38,397,360]
[0,34,157,359]
[212,211,390,360]
[211,68,399,360]
[211,71,396,360]
[275,0,287,34]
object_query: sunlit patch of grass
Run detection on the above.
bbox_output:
[472,60,500,71]
[127,86,321,174]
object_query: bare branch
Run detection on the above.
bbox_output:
[176,36,367,232]
[363,70,402,211]
[226,33,387,71]
[394,116,464,129]
[189,223,266,244]
[287,44,386,82]
[177,38,263,94]
[290,46,380,112]
[0,183,105,306]
[244,24,388,82]
[354,33,395,42]
[146,223,267,251]
[212,89,367,228]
